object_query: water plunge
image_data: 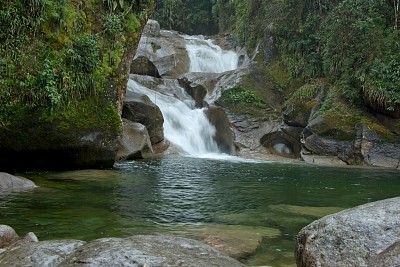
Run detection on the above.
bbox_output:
[129,35,239,157]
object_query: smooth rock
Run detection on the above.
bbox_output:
[0,225,19,249]
[60,235,246,267]
[296,197,400,267]
[0,173,36,191]
[117,119,154,160]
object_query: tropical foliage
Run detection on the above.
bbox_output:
[153,0,400,115]
[0,0,155,126]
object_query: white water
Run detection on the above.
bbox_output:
[184,35,239,73]
[129,35,241,158]
[127,80,220,157]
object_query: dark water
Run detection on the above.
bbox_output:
[1,156,400,266]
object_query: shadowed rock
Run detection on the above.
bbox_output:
[122,90,164,145]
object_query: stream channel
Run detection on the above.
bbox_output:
[1,33,400,267]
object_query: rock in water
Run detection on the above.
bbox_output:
[117,119,154,160]
[0,225,19,249]
[296,197,400,267]
[0,173,36,191]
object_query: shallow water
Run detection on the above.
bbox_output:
[1,157,400,266]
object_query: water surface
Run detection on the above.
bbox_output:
[1,157,399,266]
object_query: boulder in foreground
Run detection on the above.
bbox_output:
[296,197,400,267]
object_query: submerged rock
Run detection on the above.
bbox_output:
[187,224,281,260]
[296,197,400,267]
[0,173,36,191]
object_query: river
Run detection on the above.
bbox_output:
[1,158,400,266]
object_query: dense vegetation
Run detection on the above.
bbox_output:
[153,0,400,116]
[0,0,155,129]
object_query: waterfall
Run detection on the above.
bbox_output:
[127,80,220,157]
[184,35,239,73]
[129,35,240,157]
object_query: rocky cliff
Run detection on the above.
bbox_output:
[0,0,156,171]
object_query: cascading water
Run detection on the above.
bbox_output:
[184,35,239,73]
[129,35,239,157]
[127,79,220,157]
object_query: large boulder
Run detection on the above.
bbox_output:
[122,90,165,145]
[116,119,154,160]
[135,21,190,78]
[296,197,400,267]
[205,105,236,155]
[130,56,161,78]
[60,235,246,267]
[0,173,36,191]
[0,233,246,267]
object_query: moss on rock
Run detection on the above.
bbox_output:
[0,0,156,171]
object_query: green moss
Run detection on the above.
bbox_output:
[267,58,289,89]
[48,99,121,134]
[216,85,270,119]
[290,81,323,102]
[361,117,400,142]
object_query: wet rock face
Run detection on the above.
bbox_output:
[122,91,165,145]
[178,77,207,108]
[296,197,400,267]
[205,105,237,155]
